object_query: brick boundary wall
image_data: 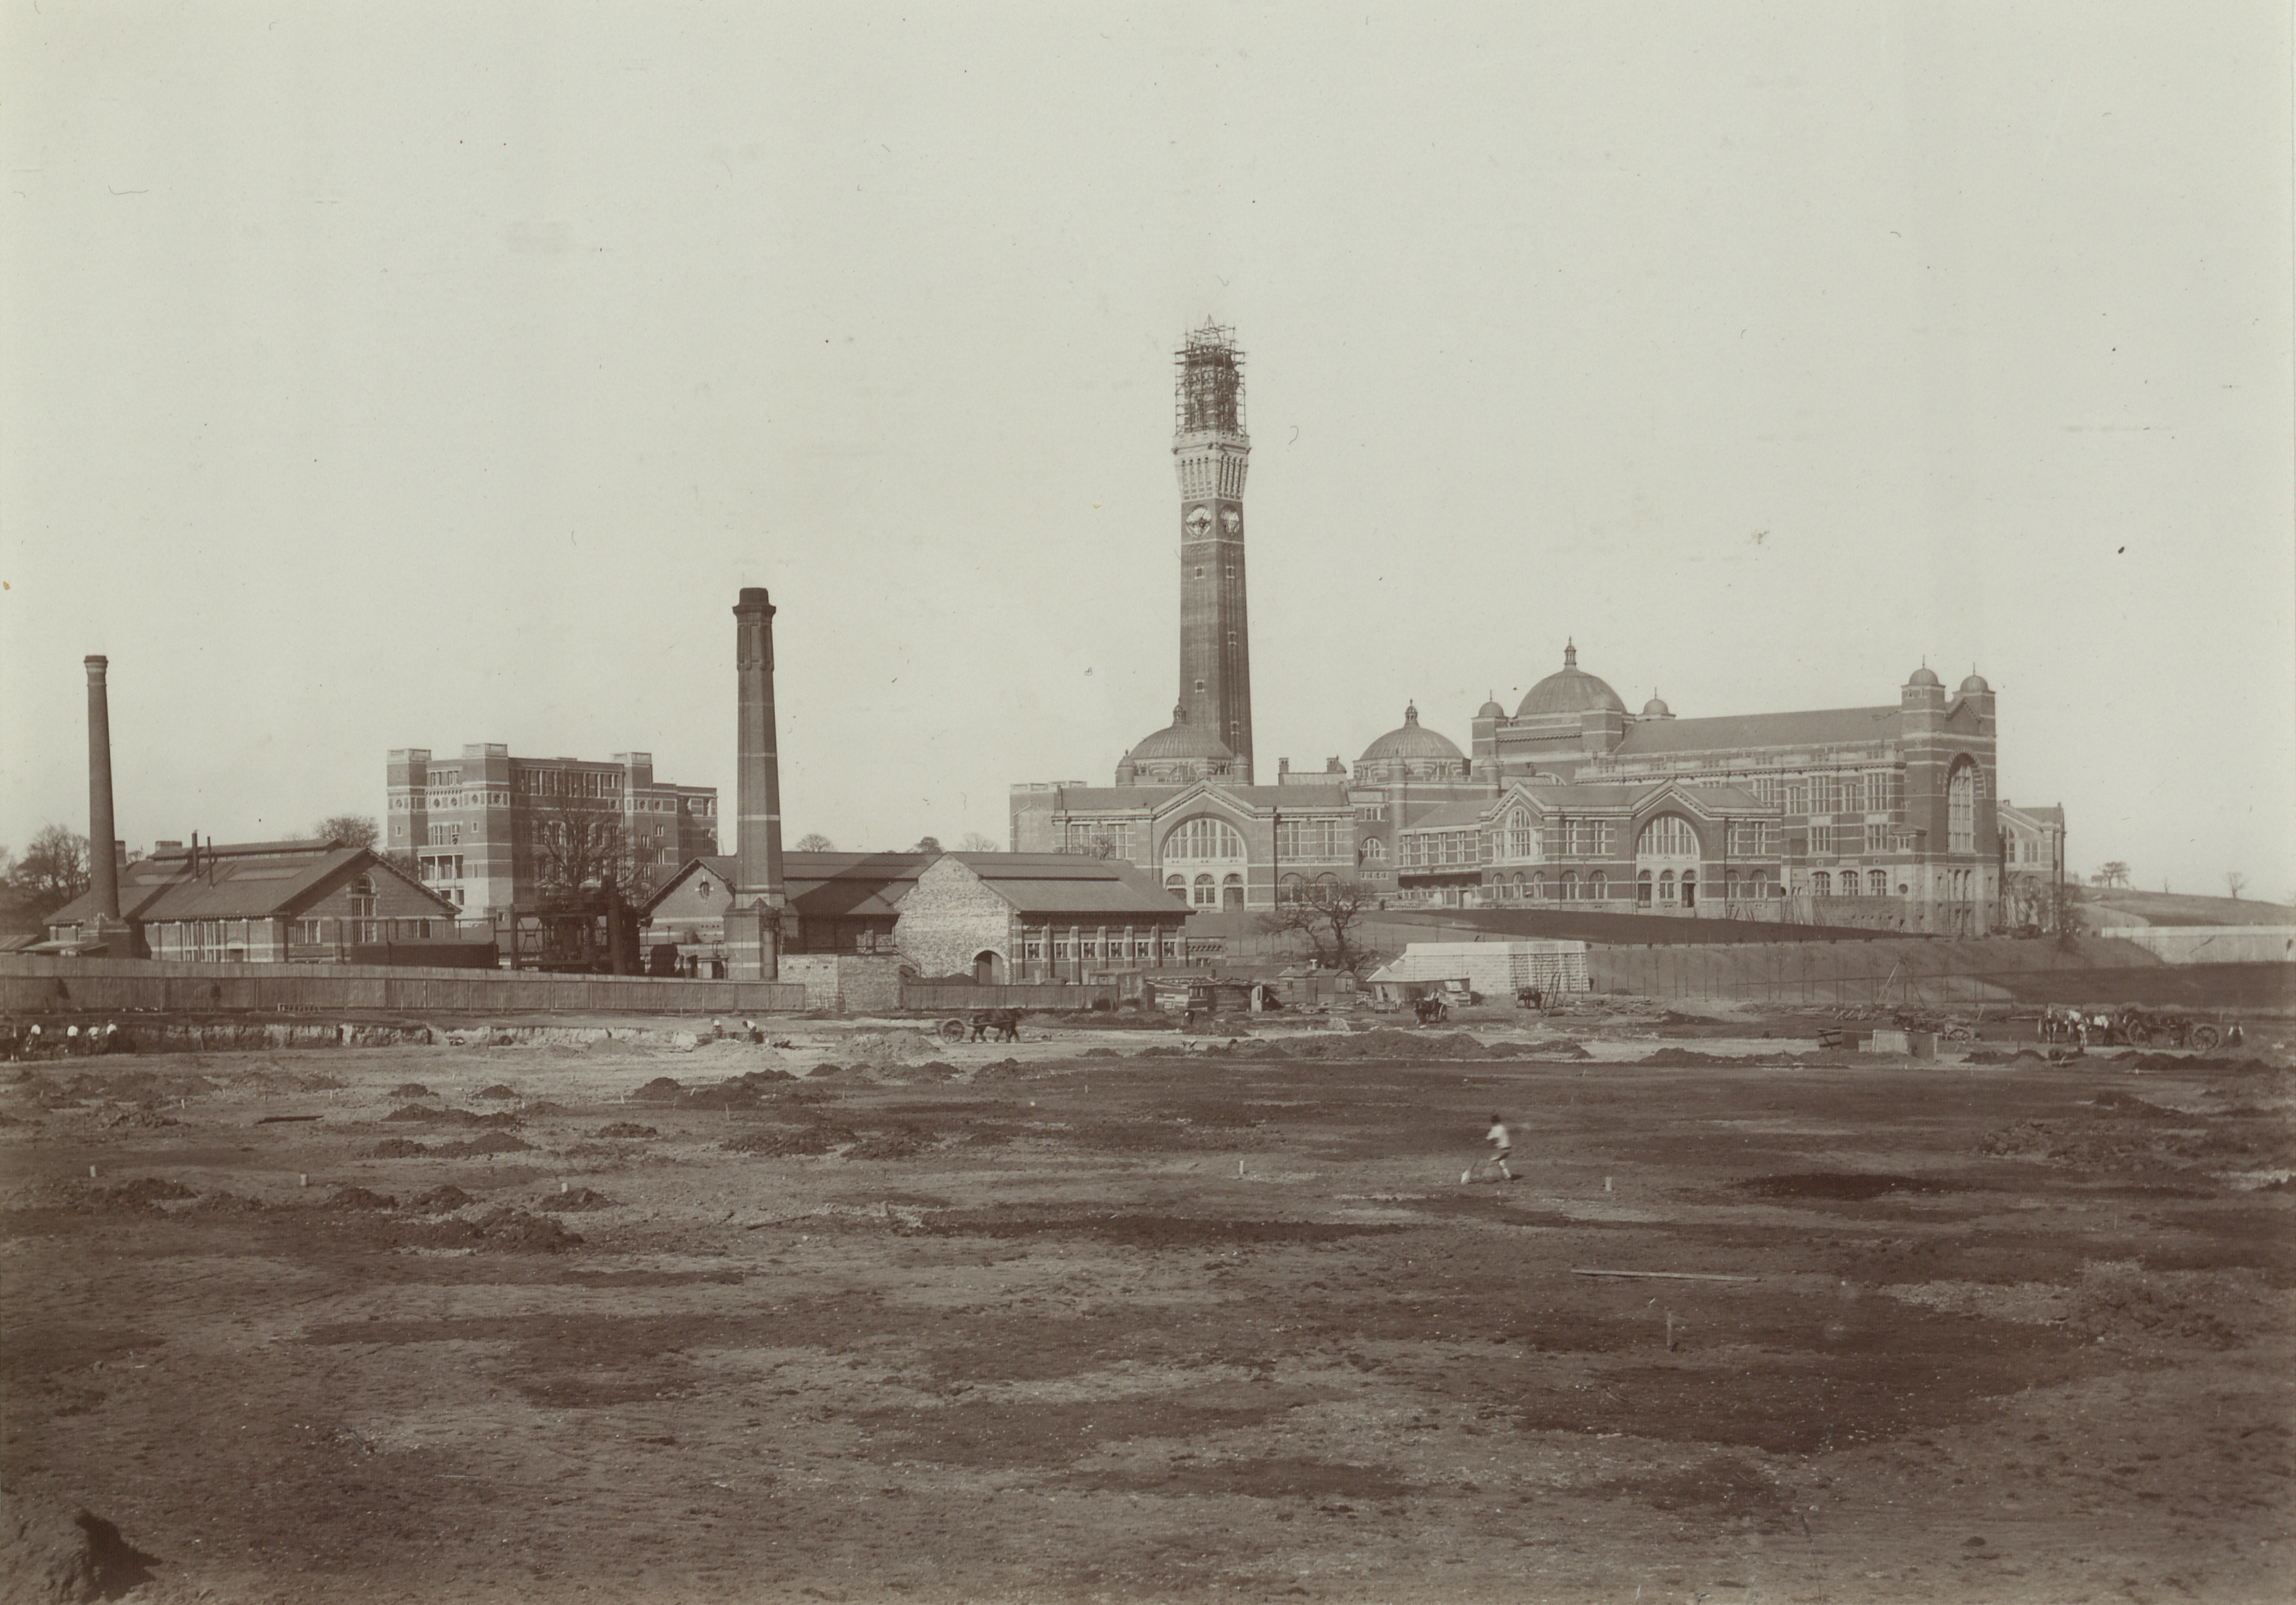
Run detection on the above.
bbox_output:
[0,956,805,1016]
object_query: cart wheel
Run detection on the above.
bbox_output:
[2123,1024,2150,1048]
[1948,1025,1975,1042]
[938,1018,967,1042]
[2190,1025,2222,1053]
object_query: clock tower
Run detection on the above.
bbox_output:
[1173,321,1254,781]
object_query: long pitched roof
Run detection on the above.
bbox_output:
[47,842,453,927]
[647,851,1184,921]
[1609,706,1903,757]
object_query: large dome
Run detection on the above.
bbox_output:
[1125,704,1235,765]
[1359,703,1464,765]
[1515,642,1625,719]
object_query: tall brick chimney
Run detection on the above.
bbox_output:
[727,587,788,979]
[85,656,121,922]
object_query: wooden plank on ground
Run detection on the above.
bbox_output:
[1569,1268,1762,1283]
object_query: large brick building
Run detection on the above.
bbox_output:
[384,746,716,919]
[1010,325,2043,937]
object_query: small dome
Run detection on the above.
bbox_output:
[1476,696,1507,719]
[1359,703,1465,765]
[1959,673,1990,695]
[1516,641,1626,719]
[1906,665,1942,687]
[1125,703,1234,765]
[1641,695,1672,716]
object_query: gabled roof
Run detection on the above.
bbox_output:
[935,854,1185,918]
[1610,705,1902,757]
[644,850,1186,922]
[47,842,454,928]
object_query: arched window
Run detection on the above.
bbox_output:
[1813,871,1831,897]
[1947,760,1977,853]
[1681,870,1695,910]
[1164,815,1246,861]
[1165,873,1185,897]
[1869,870,1887,897]
[1222,873,1244,910]
[1359,836,1388,862]
[1588,872,1607,902]
[1191,873,1216,907]
[1659,870,1676,902]
[1505,808,1539,861]
[1724,870,1740,900]
[1278,873,1304,903]
[1636,815,1698,857]
[1561,871,1579,901]
[1838,871,1858,897]
[1529,873,1545,900]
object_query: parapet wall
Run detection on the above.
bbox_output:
[2095,927,2296,965]
[1586,935,2162,1007]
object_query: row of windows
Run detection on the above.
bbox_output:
[1809,871,1896,897]
[1274,816,1350,861]
[1165,871,1245,908]
[1021,933,1184,962]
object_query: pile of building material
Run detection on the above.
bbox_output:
[1364,940,1590,1004]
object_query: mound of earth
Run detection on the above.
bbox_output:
[437,1131,534,1157]
[367,1138,430,1157]
[538,1187,615,1211]
[846,1124,940,1160]
[184,1190,265,1214]
[407,1185,477,1212]
[631,1077,684,1103]
[0,1492,158,1604]
[594,1122,659,1139]
[319,1187,397,1211]
[474,1084,519,1100]
[388,1082,433,1098]
[724,1124,858,1156]
[971,1058,1035,1080]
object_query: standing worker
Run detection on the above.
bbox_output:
[1464,1113,1515,1184]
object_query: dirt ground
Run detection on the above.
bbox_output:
[3,1005,2292,1605]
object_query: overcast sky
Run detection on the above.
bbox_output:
[6,3,2291,899]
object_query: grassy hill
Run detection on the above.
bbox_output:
[2074,886,2296,929]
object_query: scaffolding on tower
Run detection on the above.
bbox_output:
[1174,321,1247,435]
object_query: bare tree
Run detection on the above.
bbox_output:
[792,833,837,852]
[2095,860,2131,889]
[8,824,92,921]
[1257,880,1383,975]
[527,793,646,904]
[956,831,1000,853]
[2225,870,2246,900]
[314,813,380,851]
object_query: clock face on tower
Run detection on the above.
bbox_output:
[1221,508,1241,534]
[1184,505,1213,536]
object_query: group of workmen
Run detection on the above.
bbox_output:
[1,1017,127,1060]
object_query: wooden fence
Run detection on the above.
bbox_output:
[899,981,1122,1012]
[0,955,806,1016]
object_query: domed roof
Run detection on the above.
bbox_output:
[1959,673,1990,695]
[1125,704,1234,765]
[1906,665,1942,687]
[1515,642,1625,719]
[1476,696,1507,719]
[1359,703,1464,765]
[1641,695,1672,716]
